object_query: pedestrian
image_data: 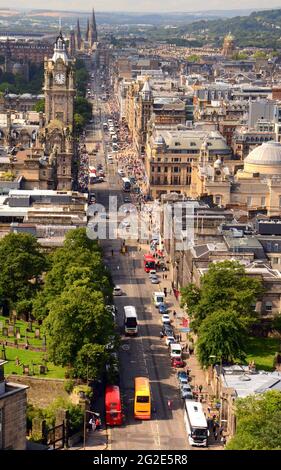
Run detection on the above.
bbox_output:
[214,430,218,441]
[89,418,96,432]
[173,310,177,318]
[189,344,194,356]
[163,273,165,280]
[111,249,114,257]
[199,384,203,393]
[167,399,173,410]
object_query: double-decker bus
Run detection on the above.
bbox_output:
[143,253,156,273]
[184,400,209,447]
[134,377,151,420]
[105,385,123,426]
[124,306,138,336]
[122,177,131,192]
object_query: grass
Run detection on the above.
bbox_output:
[3,347,66,379]
[245,337,280,371]
[0,315,43,348]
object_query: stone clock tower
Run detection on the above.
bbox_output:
[44,32,75,127]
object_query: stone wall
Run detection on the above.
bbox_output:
[6,375,68,408]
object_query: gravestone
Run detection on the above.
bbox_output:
[2,327,8,337]
[27,321,33,332]
[15,326,20,335]
[8,325,14,337]
[39,365,46,375]
[23,365,30,375]
[16,332,21,340]
[1,346,6,360]
[35,328,40,339]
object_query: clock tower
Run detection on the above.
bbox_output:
[44,32,75,127]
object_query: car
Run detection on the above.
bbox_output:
[113,286,123,296]
[177,371,189,385]
[118,169,125,177]
[98,176,104,182]
[162,325,174,337]
[123,197,130,203]
[171,357,185,368]
[161,314,170,324]
[148,270,157,278]
[165,335,176,346]
[180,384,193,400]
[150,277,159,284]
[159,302,168,314]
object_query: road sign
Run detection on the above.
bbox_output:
[181,318,189,327]
[180,327,191,333]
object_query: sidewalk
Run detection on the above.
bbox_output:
[67,427,108,451]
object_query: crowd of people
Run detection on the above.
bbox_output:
[78,143,89,192]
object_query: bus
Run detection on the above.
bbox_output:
[124,305,138,335]
[105,385,123,426]
[103,122,108,130]
[144,253,156,273]
[122,177,131,192]
[134,377,151,420]
[184,400,209,447]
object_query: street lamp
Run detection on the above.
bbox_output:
[209,354,223,426]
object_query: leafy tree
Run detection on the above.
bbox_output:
[196,309,248,366]
[0,82,17,94]
[44,285,115,371]
[187,54,200,63]
[0,233,47,315]
[74,97,92,122]
[74,343,109,381]
[226,391,281,450]
[180,261,263,331]
[74,113,85,133]
[253,50,268,59]
[33,98,45,113]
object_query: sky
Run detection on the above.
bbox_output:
[5,1,281,13]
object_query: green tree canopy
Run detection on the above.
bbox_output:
[0,233,47,315]
[44,285,115,370]
[33,98,45,113]
[74,343,110,381]
[196,309,248,366]
[226,391,281,450]
[180,260,263,331]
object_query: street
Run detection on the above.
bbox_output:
[81,74,189,450]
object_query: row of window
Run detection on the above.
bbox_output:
[151,176,191,185]
[151,166,192,174]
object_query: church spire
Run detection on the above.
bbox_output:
[90,8,98,44]
[76,18,82,50]
[85,18,90,42]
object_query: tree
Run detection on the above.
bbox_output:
[33,98,45,113]
[196,310,248,366]
[226,391,281,450]
[43,285,115,371]
[253,50,267,59]
[74,343,109,381]
[0,233,46,315]
[180,261,263,331]
[187,54,200,63]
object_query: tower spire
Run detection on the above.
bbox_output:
[76,18,82,50]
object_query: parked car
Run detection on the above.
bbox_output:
[180,384,193,400]
[150,276,159,284]
[162,324,174,337]
[148,270,157,278]
[165,335,176,346]
[161,314,170,324]
[171,357,185,368]
[177,371,189,385]
[113,286,123,296]
[159,302,168,314]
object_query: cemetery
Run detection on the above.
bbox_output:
[0,315,65,378]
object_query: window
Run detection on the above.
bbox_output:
[265,301,272,312]
[151,166,154,172]
[164,167,168,173]
[157,167,161,173]
[215,195,222,205]
[173,167,179,173]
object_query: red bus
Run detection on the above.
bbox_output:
[144,254,156,273]
[105,385,123,426]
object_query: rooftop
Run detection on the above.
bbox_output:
[220,366,281,398]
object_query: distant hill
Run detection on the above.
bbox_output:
[181,9,281,49]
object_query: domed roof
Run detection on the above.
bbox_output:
[244,141,281,166]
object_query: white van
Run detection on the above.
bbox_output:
[153,292,165,307]
[170,343,182,359]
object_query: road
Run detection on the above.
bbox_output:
[83,72,190,450]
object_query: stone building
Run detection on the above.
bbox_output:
[145,129,231,198]
[0,360,28,450]
[191,140,281,217]
[222,33,235,58]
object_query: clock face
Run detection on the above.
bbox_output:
[54,73,66,85]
